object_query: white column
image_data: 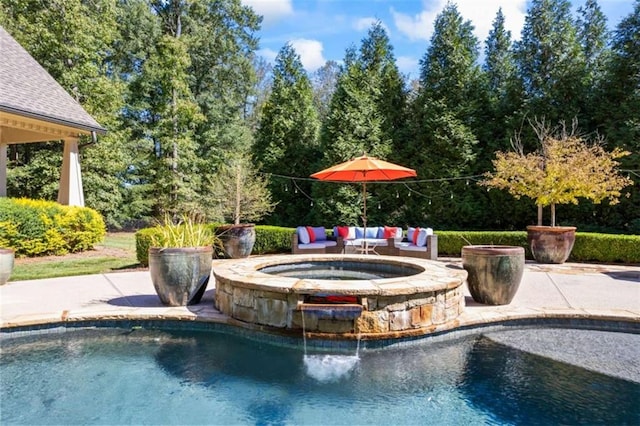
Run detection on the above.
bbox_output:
[58,138,85,206]
[0,143,7,197]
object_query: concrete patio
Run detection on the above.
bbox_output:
[1,257,638,337]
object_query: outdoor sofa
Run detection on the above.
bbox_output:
[291,225,438,260]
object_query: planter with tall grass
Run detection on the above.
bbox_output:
[149,216,220,306]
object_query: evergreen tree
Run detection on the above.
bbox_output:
[477,8,533,230]
[121,0,260,219]
[406,3,480,228]
[311,60,340,122]
[312,23,406,227]
[481,8,519,160]
[595,1,640,233]
[576,0,610,132]
[254,44,320,226]
[514,0,585,127]
[0,0,130,227]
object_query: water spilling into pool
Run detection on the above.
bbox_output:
[1,327,638,425]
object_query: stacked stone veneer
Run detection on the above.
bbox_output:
[213,255,467,339]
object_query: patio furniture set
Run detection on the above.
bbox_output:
[292,225,438,260]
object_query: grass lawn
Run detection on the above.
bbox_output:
[10,232,142,281]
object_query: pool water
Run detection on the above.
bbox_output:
[1,328,638,425]
[258,260,422,280]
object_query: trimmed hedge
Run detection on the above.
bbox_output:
[253,226,296,254]
[438,230,640,263]
[136,224,295,265]
[0,197,105,256]
[135,225,640,265]
[438,231,529,257]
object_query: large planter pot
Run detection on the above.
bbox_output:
[217,224,256,259]
[461,245,525,305]
[0,248,15,285]
[527,225,576,264]
[148,246,213,306]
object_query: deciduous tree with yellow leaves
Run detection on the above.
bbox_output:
[481,119,632,227]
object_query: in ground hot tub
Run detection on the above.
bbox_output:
[212,254,467,339]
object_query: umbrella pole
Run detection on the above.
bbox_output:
[362,182,367,250]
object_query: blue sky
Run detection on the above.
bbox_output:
[241,0,635,79]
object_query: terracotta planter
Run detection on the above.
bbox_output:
[0,248,14,285]
[527,225,576,264]
[461,245,525,305]
[148,246,213,306]
[217,224,256,259]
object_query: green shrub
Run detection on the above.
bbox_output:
[572,233,640,263]
[136,222,221,266]
[437,230,640,263]
[135,225,640,265]
[0,198,105,256]
[253,226,295,254]
[135,227,159,267]
[438,231,529,257]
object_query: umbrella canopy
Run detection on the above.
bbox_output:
[310,155,416,229]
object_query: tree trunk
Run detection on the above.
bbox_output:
[170,8,182,206]
[551,203,556,227]
[537,204,543,226]
[234,163,241,225]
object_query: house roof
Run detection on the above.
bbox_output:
[0,26,106,135]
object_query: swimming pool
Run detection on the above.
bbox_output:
[1,326,638,425]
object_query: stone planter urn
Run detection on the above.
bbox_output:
[217,224,256,259]
[0,248,15,285]
[148,246,213,306]
[527,225,576,264]
[461,245,525,305]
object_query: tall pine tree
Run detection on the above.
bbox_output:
[406,3,480,228]
[254,44,320,226]
[312,22,406,227]
[514,0,585,127]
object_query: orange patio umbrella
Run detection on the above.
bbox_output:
[310,154,417,230]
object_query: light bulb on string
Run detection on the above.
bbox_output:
[310,200,313,207]
[284,184,288,192]
[466,180,469,186]
[294,187,298,194]
[428,199,432,205]
[396,190,399,198]
[408,191,411,197]
[450,193,454,199]
[378,203,381,210]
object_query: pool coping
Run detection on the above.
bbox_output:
[1,257,639,348]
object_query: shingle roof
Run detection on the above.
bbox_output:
[0,26,106,134]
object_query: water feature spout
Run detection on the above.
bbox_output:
[298,303,363,320]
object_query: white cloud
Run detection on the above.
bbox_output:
[354,17,390,34]
[241,0,293,26]
[390,6,435,42]
[257,48,278,64]
[391,0,526,44]
[290,39,326,72]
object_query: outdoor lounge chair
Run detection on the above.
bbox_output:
[291,226,342,254]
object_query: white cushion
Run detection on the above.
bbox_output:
[367,238,388,246]
[365,227,380,238]
[347,227,356,239]
[344,239,364,246]
[298,243,325,249]
[343,238,387,247]
[416,229,428,247]
[322,241,337,247]
[407,226,433,245]
[297,226,310,244]
[399,245,427,252]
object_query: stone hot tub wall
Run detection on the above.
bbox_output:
[212,254,467,339]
